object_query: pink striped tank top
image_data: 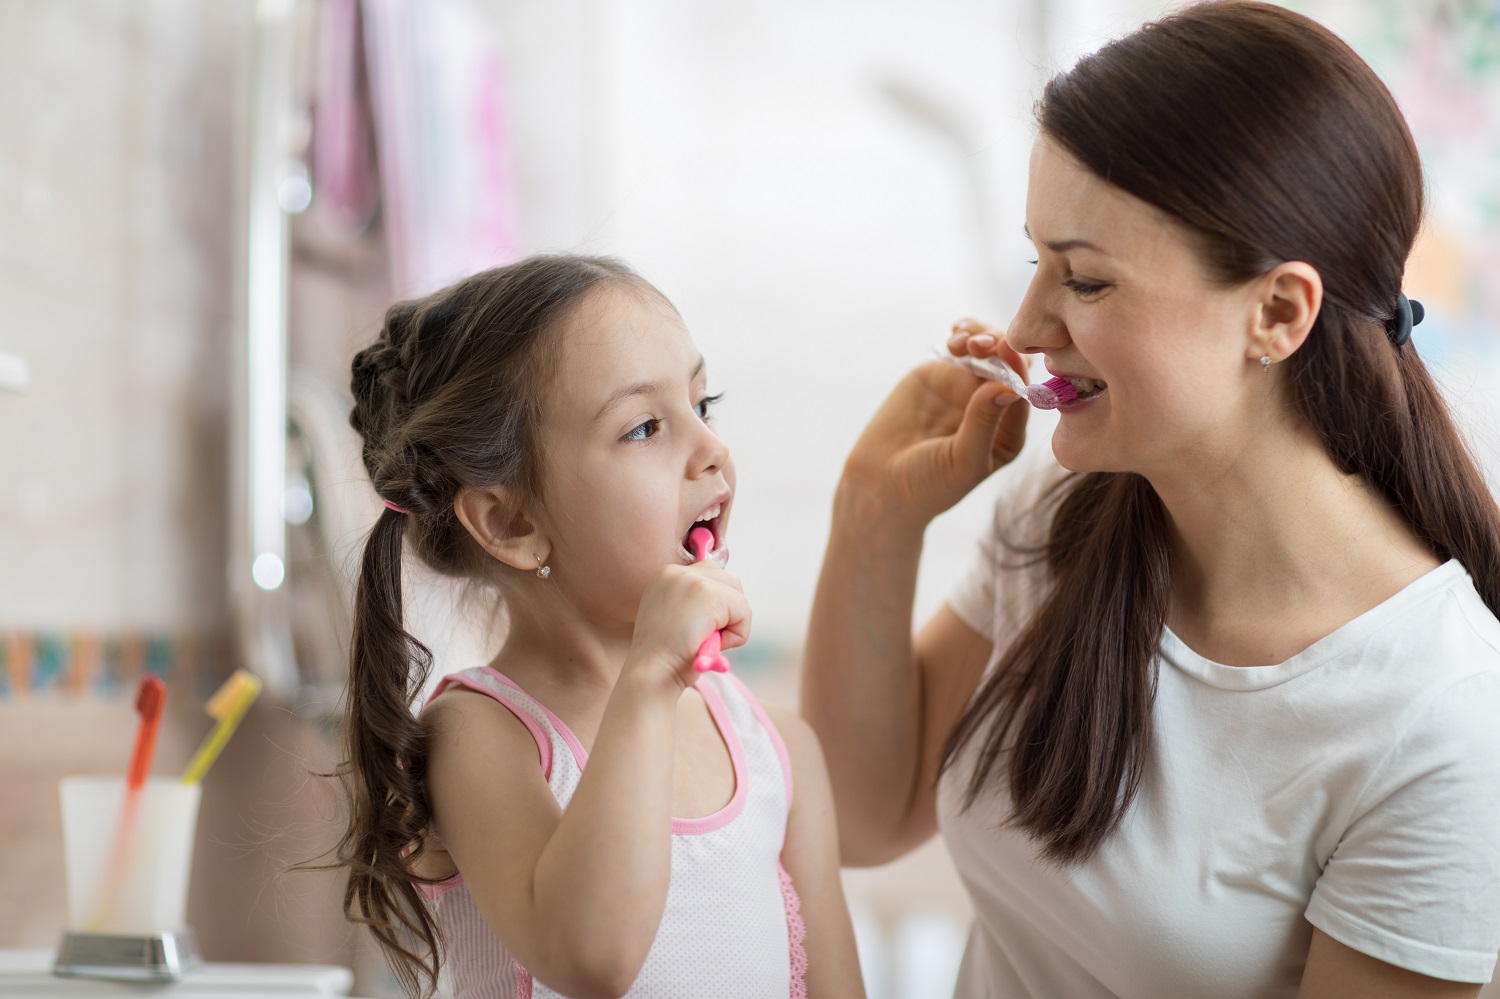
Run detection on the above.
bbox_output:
[421,666,808,999]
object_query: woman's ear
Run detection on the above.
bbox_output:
[453,485,549,573]
[1249,260,1323,364]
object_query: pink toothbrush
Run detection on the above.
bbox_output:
[687,526,730,673]
[1027,375,1081,409]
[935,349,1084,410]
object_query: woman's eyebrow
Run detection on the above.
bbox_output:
[1023,223,1110,257]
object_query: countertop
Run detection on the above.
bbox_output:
[0,948,363,998]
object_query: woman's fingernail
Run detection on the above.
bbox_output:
[970,333,996,349]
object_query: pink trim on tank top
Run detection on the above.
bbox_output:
[481,666,591,771]
[418,871,465,901]
[431,672,554,780]
[480,667,748,836]
[726,672,794,808]
[670,681,748,835]
[778,860,809,998]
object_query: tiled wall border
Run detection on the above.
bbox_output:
[0,631,228,700]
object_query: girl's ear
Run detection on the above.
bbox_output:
[1248,260,1323,364]
[453,485,550,573]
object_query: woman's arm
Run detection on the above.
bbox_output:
[802,331,1028,866]
[764,703,866,998]
[1298,929,1481,999]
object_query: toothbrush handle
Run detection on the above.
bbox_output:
[685,526,731,673]
[694,630,729,674]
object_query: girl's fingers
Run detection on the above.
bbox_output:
[685,564,751,651]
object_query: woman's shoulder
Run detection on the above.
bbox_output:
[947,439,1067,640]
[1381,561,1500,683]
[1342,563,1500,763]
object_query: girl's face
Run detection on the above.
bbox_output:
[536,284,735,626]
[1007,137,1270,480]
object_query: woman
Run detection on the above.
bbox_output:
[802,2,1500,996]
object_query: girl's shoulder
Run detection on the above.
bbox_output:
[422,666,573,785]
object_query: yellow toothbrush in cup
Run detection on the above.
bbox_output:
[181,670,262,785]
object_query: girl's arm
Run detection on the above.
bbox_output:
[762,703,865,998]
[424,562,750,999]
[802,332,1028,867]
[1298,930,1480,999]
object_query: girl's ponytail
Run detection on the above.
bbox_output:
[337,505,439,998]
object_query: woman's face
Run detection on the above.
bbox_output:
[1007,136,1270,480]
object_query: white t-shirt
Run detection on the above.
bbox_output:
[939,448,1500,998]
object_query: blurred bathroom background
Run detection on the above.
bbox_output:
[1,1,1497,996]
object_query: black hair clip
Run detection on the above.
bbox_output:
[1387,292,1425,347]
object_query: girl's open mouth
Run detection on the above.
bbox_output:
[679,504,729,567]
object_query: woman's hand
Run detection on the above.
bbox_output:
[626,562,751,691]
[842,318,1030,529]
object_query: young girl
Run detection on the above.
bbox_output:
[336,255,864,998]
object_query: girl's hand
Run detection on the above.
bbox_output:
[843,318,1030,529]
[626,562,751,691]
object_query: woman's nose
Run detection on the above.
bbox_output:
[1004,278,1069,356]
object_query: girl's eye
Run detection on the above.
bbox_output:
[1063,277,1108,298]
[623,418,660,443]
[696,393,724,421]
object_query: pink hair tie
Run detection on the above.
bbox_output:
[382,498,412,515]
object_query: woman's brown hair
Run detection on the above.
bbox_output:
[943,0,1500,864]
[332,254,649,996]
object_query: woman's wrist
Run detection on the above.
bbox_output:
[832,465,932,541]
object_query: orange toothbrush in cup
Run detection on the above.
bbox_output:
[86,673,166,930]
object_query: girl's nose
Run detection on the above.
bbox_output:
[693,422,729,478]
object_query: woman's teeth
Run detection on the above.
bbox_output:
[1066,376,1106,397]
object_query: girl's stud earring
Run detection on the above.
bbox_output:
[1260,355,1271,371]
[536,556,551,580]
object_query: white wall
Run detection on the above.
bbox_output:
[0,2,238,635]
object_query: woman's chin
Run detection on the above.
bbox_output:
[1050,427,1106,474]
[1049,426,1138,476]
